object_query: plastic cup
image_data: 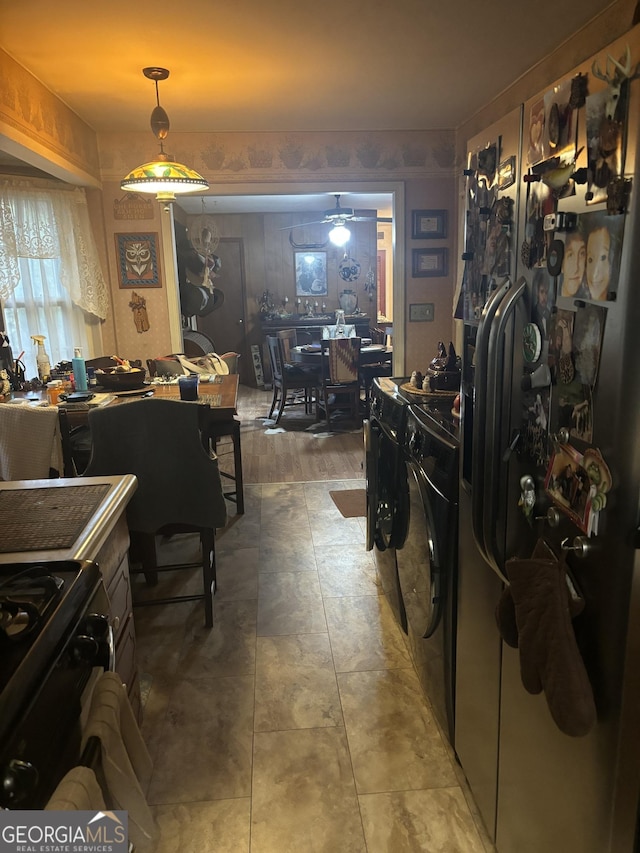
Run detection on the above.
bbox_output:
[178,375,199,401]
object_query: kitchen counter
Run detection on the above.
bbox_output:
[0,475,137,563]
[0,474,142,718]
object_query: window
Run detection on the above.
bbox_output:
[0,182,108,380]
[2,257,89,379]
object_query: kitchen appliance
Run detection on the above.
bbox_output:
[455,30,640,853]
[395,403,459,744]
[364,377,409,631]
[0,560,112,809]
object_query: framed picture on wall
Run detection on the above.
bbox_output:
[412,209,447,239]
[412,247,448,277]
[116,232,161,288]
[294,250,327,296]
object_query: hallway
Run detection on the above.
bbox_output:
[133,474,494,852]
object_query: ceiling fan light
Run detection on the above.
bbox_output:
[329,223,351,246]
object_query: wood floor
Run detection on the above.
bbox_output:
[232,383,365,484]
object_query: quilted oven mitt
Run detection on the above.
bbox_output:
[496,540,585,648]
[496,539,596,737]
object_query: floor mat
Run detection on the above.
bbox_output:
[330,488,366,518]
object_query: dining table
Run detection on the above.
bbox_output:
[290,343,393,367]
[142,373,239,420]
[2,373,244,513]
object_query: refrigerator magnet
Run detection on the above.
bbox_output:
[523,322,542,363]
[547,239,564,276]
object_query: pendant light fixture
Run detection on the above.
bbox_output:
[121,67,209,201]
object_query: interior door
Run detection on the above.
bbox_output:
[196,237,249,384]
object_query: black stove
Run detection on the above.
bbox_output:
[0,565,65,643]
[0,559,110,808]
[0,561,100,704]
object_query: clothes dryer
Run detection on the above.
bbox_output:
[396,404,459,744]
[364,377,409,632]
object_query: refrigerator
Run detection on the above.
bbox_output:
[455,26,640,853]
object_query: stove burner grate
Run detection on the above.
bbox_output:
[0,599,40,640]
[0,565,66,643]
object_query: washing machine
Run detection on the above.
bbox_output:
[395,402,459,744]
[364,377,409,632]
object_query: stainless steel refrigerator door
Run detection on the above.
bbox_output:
[455,488,504,838]
[455,104,524,841]
[495,29,640,853]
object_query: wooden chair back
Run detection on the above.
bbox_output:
[266,336,283,383]
[276,329,298,366]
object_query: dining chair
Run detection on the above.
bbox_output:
[359,360,393,414]
[275,329,300,365]
[358,326,393,412]
[83,397,227,628]
[276,329,323,385]
[266,335,320,424]
[317,337,362,425]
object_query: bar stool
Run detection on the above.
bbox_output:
[202,416,244,515]
[200,353,244,515]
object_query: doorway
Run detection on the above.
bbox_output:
[195,237,249,384]
[177,181,405,373]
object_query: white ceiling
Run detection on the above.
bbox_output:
[0,0,616,215]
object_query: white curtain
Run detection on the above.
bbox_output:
[0,181,108,318]
[0,181,109,378]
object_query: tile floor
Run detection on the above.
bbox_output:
[133,480,495,852]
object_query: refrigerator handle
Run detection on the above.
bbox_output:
[483,276,527,580]
[471,278,511,563]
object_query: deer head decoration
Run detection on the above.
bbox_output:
[591,44,637,120]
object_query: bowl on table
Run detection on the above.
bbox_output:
[94,367,147,391]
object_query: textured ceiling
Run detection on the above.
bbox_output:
[1,0,615,134]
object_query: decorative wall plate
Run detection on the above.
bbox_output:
[338,257,361,283]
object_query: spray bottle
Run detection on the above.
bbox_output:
[31,335,51,383]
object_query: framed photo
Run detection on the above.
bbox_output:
[116,232,161,288]
[412,209,447,239]
[294,250,327,296]
[498,156,516,190]
[412,247,448,278]
[543,443,611,536]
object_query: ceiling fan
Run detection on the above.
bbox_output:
[282,194,392,247]
[282,194,392,229]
